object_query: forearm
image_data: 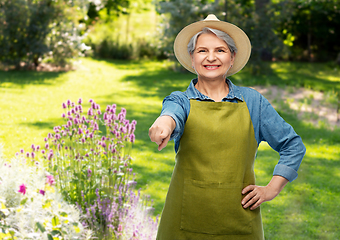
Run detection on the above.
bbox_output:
[242,175,289,210]
[152,115,176,133]
[149,115,176,151]
[266,175,289,197]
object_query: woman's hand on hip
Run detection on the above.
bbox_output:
[241,175,289,210]
[149,116,176,151]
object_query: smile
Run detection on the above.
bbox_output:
[204,65,220,70]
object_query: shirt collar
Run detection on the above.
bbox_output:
[185,78,243,102]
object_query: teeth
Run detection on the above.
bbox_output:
[205,65,218,69]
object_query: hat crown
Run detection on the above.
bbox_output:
[204,14,220,21]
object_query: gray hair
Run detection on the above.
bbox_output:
[187,27,237,55]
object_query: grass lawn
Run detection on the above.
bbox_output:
[1,58,339,239]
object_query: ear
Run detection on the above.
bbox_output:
[190,54,195,69]
[230,52,236,65]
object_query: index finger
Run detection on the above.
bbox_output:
[242,185,256,195]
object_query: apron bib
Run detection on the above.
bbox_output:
[157,99,264,240]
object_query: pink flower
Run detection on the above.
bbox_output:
[18,184,27,195]
[46,175,56,186]
[118,224,123,232]
[39,189,45,196]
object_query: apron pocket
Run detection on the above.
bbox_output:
[180,179,253,235]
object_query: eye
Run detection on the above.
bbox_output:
[217,49,226,53]
[198,49,206,53]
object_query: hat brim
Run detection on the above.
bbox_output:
[174,17,251,77]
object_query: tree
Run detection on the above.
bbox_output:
[275,0,340,62]
[0,0,90,70]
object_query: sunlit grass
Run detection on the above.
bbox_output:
[1,58,339,239]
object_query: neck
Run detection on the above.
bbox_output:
[195,78,229,102]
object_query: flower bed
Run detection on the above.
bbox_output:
[1,99,158,239]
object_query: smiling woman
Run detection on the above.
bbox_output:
[149,14,306,240]
[191,32,235,101]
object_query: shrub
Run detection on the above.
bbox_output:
[0,0,90,70]
[0,144,92,240]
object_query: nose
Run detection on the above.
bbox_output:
[206,52,216,62]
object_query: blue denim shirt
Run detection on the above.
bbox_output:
[160,78,306,182]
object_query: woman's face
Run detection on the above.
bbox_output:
[191,33,235,82]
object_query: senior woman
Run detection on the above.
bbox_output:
[149,14,306,240]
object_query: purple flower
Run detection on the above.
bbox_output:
[41,150,45,154]
[130,134,135,143]
[39,189,45,196]
[91,102,96,109]
[31,144,35,150]
[45,143,49,149]
[89,99,93,103]
[62,113,66,118]
[62,102,67,109]
[78,128,83,135]
[20,149,24,154]
[78,98,82,104]
[97,110,101,115]
[67,120,72,127]
[67,100,71,106]
[87,169,92,178]
[18,184,27,195]
[55,134,61,140]
[26,152,30,158]
[31,152,35,158]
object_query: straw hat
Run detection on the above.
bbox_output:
[174,14,251,77]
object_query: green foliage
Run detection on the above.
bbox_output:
[0,0,90,69]
[274,0,340,62]
[84,7,165,60]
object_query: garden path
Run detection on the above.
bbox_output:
[252,86,339,128]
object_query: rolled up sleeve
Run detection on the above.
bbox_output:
[259,97,306,182]
[160,92,188,141]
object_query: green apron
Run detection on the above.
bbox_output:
[157,99,264,240]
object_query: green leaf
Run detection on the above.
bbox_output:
[52,216,60,227]
[20,198,28,205]
[47,233,53,240]
[59,212,68,217]
[36,222,46,233]
[51,230,62,236]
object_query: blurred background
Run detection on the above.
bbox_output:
[0,0,339,72]
[0,1,339,239]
